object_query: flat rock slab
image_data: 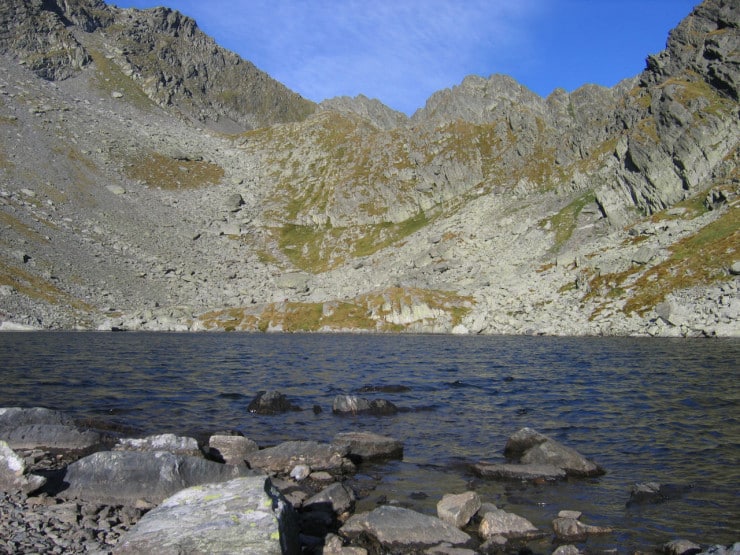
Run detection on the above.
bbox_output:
[114,476,299,555]
[340,505,472,551]
[3,424,101,451]
[332,431,403,461]
[60,450,255,505]
[245,441,352,475]
[472,462,566,482]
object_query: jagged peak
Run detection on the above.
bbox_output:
[319,94,408,130]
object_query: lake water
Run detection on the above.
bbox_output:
[0,332,738,552]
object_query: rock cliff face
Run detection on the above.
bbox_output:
[0,0,737,336]
[0,0,315,131]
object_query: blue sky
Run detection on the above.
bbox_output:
[112,0,699,115]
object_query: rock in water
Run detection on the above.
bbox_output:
[332,431,403,462]
[114,476,299,555]
[340,505,472,551]
[248,391,301,414]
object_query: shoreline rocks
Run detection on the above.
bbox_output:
[0,407,737,554]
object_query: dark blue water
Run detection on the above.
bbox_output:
[1,332,738,552]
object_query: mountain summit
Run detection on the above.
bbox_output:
[0,0,737,336]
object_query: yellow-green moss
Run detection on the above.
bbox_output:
[541,191,597,253]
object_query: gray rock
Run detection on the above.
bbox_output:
[208,434,258,465]
[114,433,202,457]
[503,428,604,477]
[245,441,353,475]
[730,261,740,276]
[520,439,604,477]
[304,482,355,515]
[60,450,254,505]
[0,407,74,432]
[478,505,544,540]
[3,424,101,452]
[340,505,472,551]
[552,546,582,555]
[332,431,403,462]
[552,515,613,541]
[472,462,566,482]
[697,543,740,555]
[0,440,46,494]
[113,476,299,555]
[436,491,481,529]
[503,427,550,458]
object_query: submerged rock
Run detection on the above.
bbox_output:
[472,462,566,482]
[248,390,302,415]
[332,395,399,416]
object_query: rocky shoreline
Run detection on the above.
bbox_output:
[1,404,738,554]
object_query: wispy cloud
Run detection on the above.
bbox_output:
[170,0,544,114]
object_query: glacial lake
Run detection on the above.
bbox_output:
[0,332,738,552]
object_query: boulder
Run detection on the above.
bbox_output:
[503,427,549,458]
[245,441,354,475]
[113,476,299,555]
[248,391,301,415]
[114,433,202,457]
[332,395,398,416]
[303,482,356,515]
[471,462,566,482]
[332,431,403,462]
[520,439,604,477]
[0,407,101,451]
[3,424,101,452]
[340,505,472,552]
[0,439,46,494]
[436,491,481,529]
[209,434,259,465]
[59,450,255,505]
[504,428,604,477]
[478,505,544,541]
[552,511,613,541]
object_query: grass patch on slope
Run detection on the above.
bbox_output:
[126,151,224,190]
[622,206,739,315]
[198,286,474,332]
[540,191,596,253]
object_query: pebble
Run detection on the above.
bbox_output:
[0,490,141,554]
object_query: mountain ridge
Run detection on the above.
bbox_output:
[0,0,737,336]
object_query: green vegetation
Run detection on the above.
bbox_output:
[623,205,739,315]
[541,191,597,253]
[198,286,474,332]
[125,151,224,190]
[0,263,92,312]
[88,49,155,111]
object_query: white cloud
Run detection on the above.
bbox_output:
[175,0,545,114]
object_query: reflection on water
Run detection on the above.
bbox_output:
[1,332,738,551]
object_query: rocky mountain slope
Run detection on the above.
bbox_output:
[0,0,737,336]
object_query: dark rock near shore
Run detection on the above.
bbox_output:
[0,407,101,452]
[627,481,693,506]
[332,431,403,462]
[248,390,302,415]
[57,450,254,505]
[552,510,613,541]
